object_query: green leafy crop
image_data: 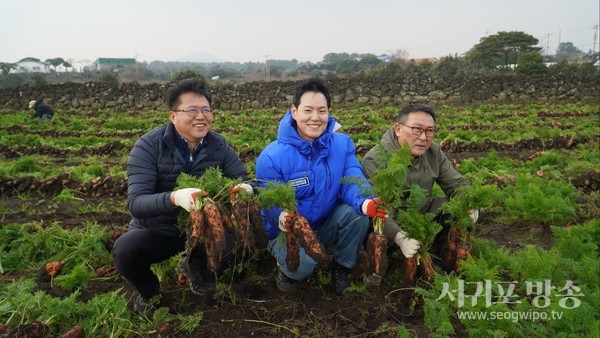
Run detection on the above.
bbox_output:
[256,181,297,213]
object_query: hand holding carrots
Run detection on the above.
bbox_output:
[361,198,387,221]
[278,210,294,232]
[230,183,254,201]
[394,230,421,258]
[173,188,203,212]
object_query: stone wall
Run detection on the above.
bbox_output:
[1,74,597,112]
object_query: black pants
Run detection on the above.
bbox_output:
[111,228,236,299]
[431,212,452,256]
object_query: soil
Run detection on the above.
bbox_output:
[1,145,597,337]
[1,190,563,338]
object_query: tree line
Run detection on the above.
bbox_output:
[1,31,598,88]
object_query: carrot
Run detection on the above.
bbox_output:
[188,210,205,250]
[45,260,63,277]
[204,228,219,273]
[440,227,470,272]
[249,201,268,250]
[95,264,118,277]
[203,202,227,272]
[285,223,300,273]
[204,203,226,253]
[291,214,330,267]
[455,246,469,271]
[156,321,181,335]
[14,322,49,338]
[57,324,85,338]
[439,236,457,273]
[418,255,435,282]
[232,200,256,254]
[217,203,236,234]
[403,256,418,286]
[453,227,470,271]
[366,232,388,277]
[177,271,188,286]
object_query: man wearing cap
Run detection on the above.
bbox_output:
[29,99,55,121]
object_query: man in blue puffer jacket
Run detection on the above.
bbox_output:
[111,77,253,314]
[256,77,387,296]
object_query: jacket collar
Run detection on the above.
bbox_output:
[277,110,337,156]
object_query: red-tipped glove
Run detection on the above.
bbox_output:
[278,210,295,232]
[361,198,387,221]
[229,183,253,201]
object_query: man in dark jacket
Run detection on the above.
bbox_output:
[362,104,478,274]
[111,78,253,314]
[29,99,54,121]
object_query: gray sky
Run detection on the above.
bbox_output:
[2,0,598,64]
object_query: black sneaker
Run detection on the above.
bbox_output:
[134,294,156,315]
[275,268,297,292]
[331,261,350,296]
[179,259,214,294]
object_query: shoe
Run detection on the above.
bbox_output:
[275,268,297,292]
[363,273,382,287]
[179,259,214,294]
[134,294,155,315]
[331,261,350,296]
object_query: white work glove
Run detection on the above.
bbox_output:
[235,183,253,194]
[173,188,202,212]
[230,183,253,201]
[469,209,479,223]
[278,211,293,232]
[395,230,421,258]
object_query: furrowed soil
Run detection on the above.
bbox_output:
[1,146,598,337]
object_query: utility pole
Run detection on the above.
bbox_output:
[593,25,599,61]
[263,54,270,80]
[135,52,139,80]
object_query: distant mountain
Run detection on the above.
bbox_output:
[177,52,224,63]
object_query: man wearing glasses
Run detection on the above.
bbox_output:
[362,103,477,274]
[112,77,253,314]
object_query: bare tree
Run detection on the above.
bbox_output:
[390,49,410,61]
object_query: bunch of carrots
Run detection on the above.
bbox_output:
[230,188,268,255]
[177,169,270,276]
[362,145,442,286]
[187,191,232,272]
[257,181,330,273]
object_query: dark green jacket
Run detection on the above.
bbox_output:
[361,127,470,240]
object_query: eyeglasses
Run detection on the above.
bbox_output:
[174,107,213,117]
[399,123,436,137]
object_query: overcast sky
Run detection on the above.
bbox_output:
[2,0,598,64]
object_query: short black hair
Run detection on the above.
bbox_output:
[166,77,212,110]
[292,77,331,108]
[396,103,436,124]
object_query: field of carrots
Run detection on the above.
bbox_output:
[0,101,598,337]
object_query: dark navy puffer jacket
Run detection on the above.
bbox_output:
[126,123,250,237]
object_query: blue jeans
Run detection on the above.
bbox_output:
[268,204,369,280]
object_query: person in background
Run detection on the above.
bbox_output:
[111,77,253,315]
[255,77,387,296]
[29,99,54,121]
[361,103,478,273]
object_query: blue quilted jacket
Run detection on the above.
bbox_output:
[126,123,249,237]
[256,110,373,239]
